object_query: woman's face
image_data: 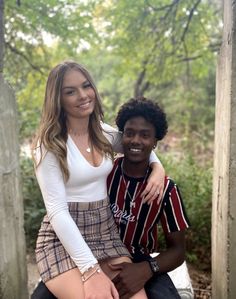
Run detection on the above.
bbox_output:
[61,69,96,120]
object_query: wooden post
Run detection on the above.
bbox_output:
[0,0,3,72]
[212,0,236,298]
[0,0,28,298]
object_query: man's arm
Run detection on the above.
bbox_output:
[155,230,186,273]
[110,230,186,299]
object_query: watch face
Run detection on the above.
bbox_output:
[152,261,159,272]
[149,258,159,273]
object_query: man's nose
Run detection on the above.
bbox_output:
[131,134,141,143]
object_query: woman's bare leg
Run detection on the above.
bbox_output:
[45,268,84,299]
[100,256,148,299]
[130,289,148,299]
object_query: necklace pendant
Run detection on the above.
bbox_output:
[86,147,91,153]
[130,201,136,209]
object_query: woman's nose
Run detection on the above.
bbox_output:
[77,88,86,99]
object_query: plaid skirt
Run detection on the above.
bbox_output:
[35,198,130,282]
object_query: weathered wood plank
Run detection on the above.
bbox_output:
[212,1,236,298]
[0,0,28,298]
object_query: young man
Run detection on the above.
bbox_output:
[107,97,190,299]
[31,97,190,299]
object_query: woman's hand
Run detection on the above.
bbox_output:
[141,162,165,205]
[84,270,119,299]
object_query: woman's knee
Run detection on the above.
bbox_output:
[45,268,84,299]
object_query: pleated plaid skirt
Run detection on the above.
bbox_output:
[35,198,130,282]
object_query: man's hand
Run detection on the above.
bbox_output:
[109,261,152,299]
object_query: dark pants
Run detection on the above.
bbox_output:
[31,273,181,299]
[145,273,181,299]
[31,281,56,299]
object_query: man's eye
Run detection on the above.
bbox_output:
[124,131,134,137]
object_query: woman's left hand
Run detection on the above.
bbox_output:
[141,162,165,205]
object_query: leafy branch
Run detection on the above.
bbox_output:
[5,42,45,74]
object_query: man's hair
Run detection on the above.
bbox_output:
[116,97,168,141]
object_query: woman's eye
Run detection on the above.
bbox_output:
[65,90,75,95]
[83,82,92,89]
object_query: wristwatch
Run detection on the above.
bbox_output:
[147,257,160,274]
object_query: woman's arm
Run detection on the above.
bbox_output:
[142,160,165,204]
[35,150,97,274]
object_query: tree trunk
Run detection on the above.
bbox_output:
[0,0,28,298]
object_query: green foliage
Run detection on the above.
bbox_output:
[95,0,221,87]
[17,71,46,139]
[4,0,221,143]
[20,155,45,248]
[159,150,213,269]
[4,0,99,88]
[160,69,216,142]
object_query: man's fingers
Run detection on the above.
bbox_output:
[113,279,127,297]
[112,274,120,285]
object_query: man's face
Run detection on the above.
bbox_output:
[122,116,157,163]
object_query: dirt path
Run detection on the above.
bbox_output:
[188,264,211,299]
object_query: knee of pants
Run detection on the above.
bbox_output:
[31,281,57,299]
[145,273,181,299]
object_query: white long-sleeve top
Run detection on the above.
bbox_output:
[35,123,160,274]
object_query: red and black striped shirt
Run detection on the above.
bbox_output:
[107,157,190,256]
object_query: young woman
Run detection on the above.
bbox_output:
[32,61,164,299]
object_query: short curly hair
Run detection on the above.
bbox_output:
[116,97,168,141]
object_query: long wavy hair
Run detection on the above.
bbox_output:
[32,61,113,181]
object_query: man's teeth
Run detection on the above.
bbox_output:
[130,148,141,152]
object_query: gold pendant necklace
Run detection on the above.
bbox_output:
[68,128,92,154]
[121,161,149,209]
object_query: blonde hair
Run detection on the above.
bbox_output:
[32,61,113,181]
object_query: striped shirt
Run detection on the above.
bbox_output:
[107,157,190,256]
